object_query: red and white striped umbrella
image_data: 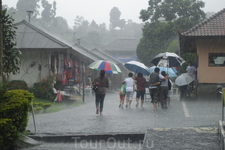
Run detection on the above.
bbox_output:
[88,60,121,74]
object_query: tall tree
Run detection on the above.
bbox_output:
[0,0,2,83]
[137,0,206,66]
[41,0,56,23]
[2,9,21,80]
[109,7,126,30]
[16,0,40,21]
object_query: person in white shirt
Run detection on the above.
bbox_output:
[122,72,134,108]
[186,62,196,75]
[186,62,196,89]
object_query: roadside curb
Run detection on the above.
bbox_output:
[218,120,225,149]
[28,132,145,143]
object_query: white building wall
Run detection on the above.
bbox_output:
[9,50,50,87]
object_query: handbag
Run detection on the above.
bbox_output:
[92,82,99,92]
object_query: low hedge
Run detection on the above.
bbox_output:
[0,119,19,150]
[8,80,28,90]
[0,90,34,132]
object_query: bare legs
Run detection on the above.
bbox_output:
[119,98,124,108]
[136,98,139,107]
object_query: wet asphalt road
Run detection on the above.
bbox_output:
[22,89,222,149]
[26,90,222,135]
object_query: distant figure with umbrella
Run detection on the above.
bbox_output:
[92,70,109,115]
[122,72,134,108]
[149,67,167,111]
[175,73,196,101]
[133,72,146,108]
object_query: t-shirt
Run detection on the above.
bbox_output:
[124,77,134,92]
[134,77,146,91]
[149,73,164,89]
[160,78,168,87]
[186,66,196,74]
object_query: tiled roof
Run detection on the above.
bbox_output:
[181,8,225,36]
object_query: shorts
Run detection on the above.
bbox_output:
[126,91,134,101]
[167,90,172,98]
[136,91,145,100]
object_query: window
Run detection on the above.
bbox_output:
[208,53,225,66]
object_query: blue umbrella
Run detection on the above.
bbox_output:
[124,61,150,76]
[149,66,177,77]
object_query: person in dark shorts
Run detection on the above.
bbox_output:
[134,73,146,108]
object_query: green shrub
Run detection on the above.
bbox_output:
[33,102,43,107]
[33,107,43,114]
[0,83,9,100]
[30,75,56,101]
[0,90,34,133]
[32,102,52,113]
[0,119,19,150]
[8,80,28,90]
[42,103,52,113]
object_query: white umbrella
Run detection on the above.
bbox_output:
[124,61,150,76]
[175,73,195,86]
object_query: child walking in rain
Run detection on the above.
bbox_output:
[119,82,126,108]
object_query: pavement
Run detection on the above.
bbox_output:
[20,89,222,149]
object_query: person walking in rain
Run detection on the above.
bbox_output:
[93,70,109,115]
[159,71,169,109]
[122,72,134,108]
[119,82,126,108]
[133,72,146,108]
[149,67,167,111]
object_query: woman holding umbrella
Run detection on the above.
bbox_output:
[92,70,109,115]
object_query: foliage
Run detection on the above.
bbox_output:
[0,119,19,150]
[41,0,56,23]
[30,75,56,100]
[32,102,51,113]
[2,9,22,77]
[109,7,126,30]
[8,80,28,90]
[0,90,33,133]
[180,52,197,73]
[167,39,179,53]
[16,0,40,19]
[137,0,206,66]
[0,83,9,99]
[137,21,177,66]
[139,0,206,23]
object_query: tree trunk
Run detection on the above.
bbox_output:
[0,0,3,83]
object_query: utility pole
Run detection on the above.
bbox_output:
[26,10,34,22]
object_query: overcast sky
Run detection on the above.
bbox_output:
[3,0,225,28]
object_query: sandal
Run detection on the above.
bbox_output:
[96,108,99,114]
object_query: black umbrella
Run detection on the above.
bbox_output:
[150,52,185,67]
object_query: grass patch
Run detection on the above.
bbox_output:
[32,97,84,113]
